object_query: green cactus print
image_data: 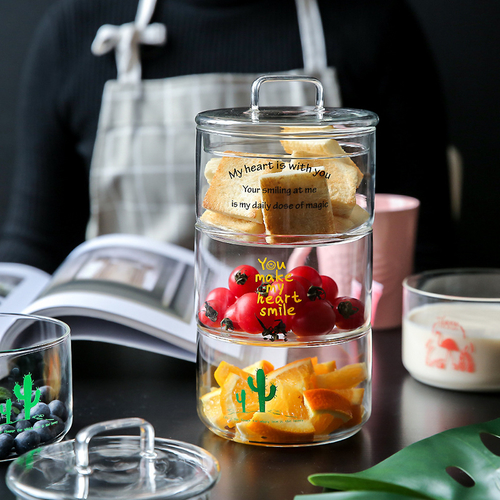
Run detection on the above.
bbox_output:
[247,368,277,412]
[19,448,39,470]
[0,398,13,424]
[14,374,41,420]
[236,390,247,413]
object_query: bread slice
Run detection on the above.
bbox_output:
[332,204,369,233]
[260,168,335,240]
[200,209,265,234]
[280,125,335,154]
[281,130,363,187]
[288,153,361,217]
[202,152,278,223]
[280,127,343,153]
[204,157,222,184]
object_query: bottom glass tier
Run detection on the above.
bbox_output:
[197,327,371,447]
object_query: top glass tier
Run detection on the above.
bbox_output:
[195,75,378,247]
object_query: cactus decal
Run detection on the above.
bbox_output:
[236,390,247,413]
[0,399,14,424]
[19,448,39,470]
[0,373,47,426]
[247,368,277,412]
[14,374,41,420]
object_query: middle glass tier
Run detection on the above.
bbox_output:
[196,231,372,343]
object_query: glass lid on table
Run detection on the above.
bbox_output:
[6,418,220,500]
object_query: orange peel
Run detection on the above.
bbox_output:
[236,411,315,444]
[303,388,353,434]
[243,359,274,376]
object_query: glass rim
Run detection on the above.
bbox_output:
[0,312,71,355]
[402,268,500,303]
[198,322,370,346]
[196,106,379,129]
[195,219,372,247]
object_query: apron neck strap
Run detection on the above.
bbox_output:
[135,0,157,30]
[92,0,327,82]
[295,0,328,73]
[91,0,166,83]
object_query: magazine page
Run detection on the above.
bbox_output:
[0,263,50,313]
[22,234,197,358]
[62,316,196,361]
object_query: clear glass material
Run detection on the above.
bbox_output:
[197,326,371,447]
[6,418,220,500]
[402,269,500,391]
[196,112,377,244]
[195,82,376,446]
[195,231,373,446]
[0,313,72,461]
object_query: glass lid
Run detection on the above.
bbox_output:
[195,75,379,135]
[6,418,220,500]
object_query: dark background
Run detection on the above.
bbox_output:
[1,0,499,268]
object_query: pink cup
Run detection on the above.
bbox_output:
[373,194,420,330]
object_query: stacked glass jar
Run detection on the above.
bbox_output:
[195,76,378,446]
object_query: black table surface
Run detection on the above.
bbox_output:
[1,329,500,499]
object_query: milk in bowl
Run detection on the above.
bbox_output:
[402,269,500,391]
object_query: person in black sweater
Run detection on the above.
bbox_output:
[0,0,453,274]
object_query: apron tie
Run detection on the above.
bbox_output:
[91,21,166,83]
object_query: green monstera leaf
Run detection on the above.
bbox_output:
[0,387,12,402]
[297,494,424,500]
[295,418,500,500]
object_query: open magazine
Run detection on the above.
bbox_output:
[0,234,197,361]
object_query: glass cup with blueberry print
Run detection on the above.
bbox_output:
[0,313,72,460]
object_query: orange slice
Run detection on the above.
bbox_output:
[267,358,315,392]
[243,359,274,376]
[313,360,337,375]
[236,412,315,444]
[315,362,367,390]
[331,388,365,406]
[200,388,226,429]
[266,381,308,420]
[341,404,365,429]
[220,372,260,427]
[303,388,353,434]
[214,360,251,387]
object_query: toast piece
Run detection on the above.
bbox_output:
[280,125,335,154]
[281,129,355,162]
[332,204,369,233]
[281,136,350,158]
[200,209,265,234]
[260,168,335,240]
[202,152,277,223]
[281,129,363,187]
[204,157,222,184]
[288,148,363,187]
[289,153,361,217]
